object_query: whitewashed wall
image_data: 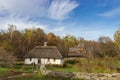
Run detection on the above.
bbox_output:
[25,58,64,65]
[41,58,64,65]
[25,58,38,64]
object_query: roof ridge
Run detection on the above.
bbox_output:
[35,46,57,48]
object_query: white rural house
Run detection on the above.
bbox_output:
[24,44,64,65]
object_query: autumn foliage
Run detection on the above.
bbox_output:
[0,25,120,59]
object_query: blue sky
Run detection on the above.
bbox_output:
[0,0,120,40]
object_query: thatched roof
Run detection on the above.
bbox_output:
[68,47,86,57]
[25,46,63,59]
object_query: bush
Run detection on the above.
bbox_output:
[21,65,33,71]
[14,65,22,69]
[46,64,63,70]
[76,58,118,73]
[65,59,79,65]
[0,62,15,68]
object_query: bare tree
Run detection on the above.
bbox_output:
[0,47,16,67]
[8,24,16,42]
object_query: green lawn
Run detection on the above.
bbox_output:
[49,66,78,72]
[0,62,80,80]
[47,64,79,72]
[0,61,34,78]
[116,61,120,68]
[46,58,120,73]
[0,67,10,77]
[0,58,120,80]
[0,69,81,80]
[14,74,75,80]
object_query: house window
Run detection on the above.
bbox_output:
[38,59,41,63]
[53,58,56,62]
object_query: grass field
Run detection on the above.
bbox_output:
[0,67,80,80]
[47,58,120,73]
[0,58,120,80]
[0,61,81,80]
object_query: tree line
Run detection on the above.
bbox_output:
[0,24,120,59]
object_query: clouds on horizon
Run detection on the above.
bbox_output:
[0,16,47,31]
[0,0,79,37]
[0,0,118,40]
[0,15,66,33]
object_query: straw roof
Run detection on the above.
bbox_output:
[68,47,86,57]
[25,46,63,59]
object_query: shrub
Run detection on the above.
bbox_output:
[65,59,79,65]
[0,47,16,68]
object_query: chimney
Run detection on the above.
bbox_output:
[44,42,47,47]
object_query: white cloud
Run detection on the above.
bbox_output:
[0,0,78,20]
[98,7,120,17]
[0,16,66,36]
[0,16,47,31]
[48,0,79,20]
[53,26,65,32]
[0,0,49,18]
[0,0,79,35]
